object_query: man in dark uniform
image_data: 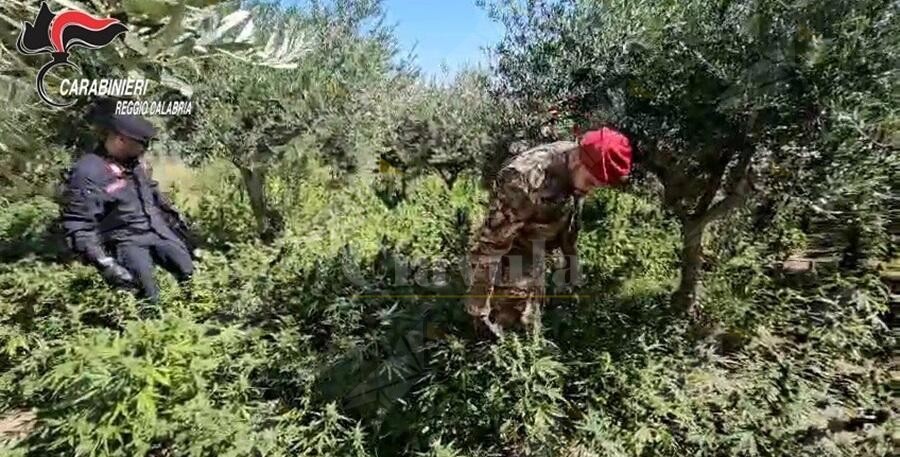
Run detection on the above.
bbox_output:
[467,127,633,337]
[62,114,194,306]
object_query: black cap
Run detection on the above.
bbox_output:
[109,114,157,144]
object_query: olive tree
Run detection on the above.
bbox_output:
[182,0,399,240]
[487,0,898,315]
[0,0,306,197]
[381,70,499,189]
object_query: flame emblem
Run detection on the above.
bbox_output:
[16,2,128,107]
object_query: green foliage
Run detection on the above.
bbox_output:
[572,273,892,457]
[578,188,680,287]
[487,0,898,311]
[0,196,61,261]
[0,165,894,456]
[176,0,402,238]
[172,160,257,248]
[395,335,569,456]
[0,1,894,456]
[382,71,501,187]
[20,318,248,456]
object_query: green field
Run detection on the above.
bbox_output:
[0,0,896,455]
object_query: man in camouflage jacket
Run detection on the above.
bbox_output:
[466,127,633,337]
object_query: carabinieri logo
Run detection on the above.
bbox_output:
[16,2,128,107]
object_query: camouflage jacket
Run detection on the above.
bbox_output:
[467,141,583,315]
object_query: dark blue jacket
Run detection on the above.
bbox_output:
[61,146,184,263]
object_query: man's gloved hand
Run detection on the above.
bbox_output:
[557,284,581,307]
[473,315,504,340]
[96,257,135,287]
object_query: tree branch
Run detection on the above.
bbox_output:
[701,184,749,225]
[700,147,754,225]
[644,145,692,219]
[694,149,734,218]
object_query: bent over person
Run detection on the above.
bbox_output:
[62,114,194,306]
[466,127,633,337]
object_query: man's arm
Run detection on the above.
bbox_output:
[62,170,136,286]
[61,169,109,265]
[151,178,201,252]
[142,161,178,217]
[560,196,583,257]
[141,162,200,254]
[466,173,533,319]
[556,196,583,292]
[150,180,179,215]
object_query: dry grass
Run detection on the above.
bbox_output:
[146,155,202,211]
[147,155,195,193]
[0,409,36,442]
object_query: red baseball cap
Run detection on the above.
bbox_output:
[579,127,632,185]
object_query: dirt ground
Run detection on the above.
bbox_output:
[0,409,36,442]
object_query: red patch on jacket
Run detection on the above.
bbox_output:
[106,162,124,177]
[105,179,126,194]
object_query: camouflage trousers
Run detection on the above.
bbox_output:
[472,245,549,331]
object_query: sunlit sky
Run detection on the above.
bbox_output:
[382,0,503,80]
[283,0,503,80]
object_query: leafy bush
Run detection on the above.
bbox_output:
[578,188,680,289]
[19,318,250,456]
[0,196,63,262]
[162,160,257,249]
[388,335,568,456]
[0,1,894,455]
[0,164,893,456]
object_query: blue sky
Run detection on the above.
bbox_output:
[381,0,503,80]
[283,0,503,80]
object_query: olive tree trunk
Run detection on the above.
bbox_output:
[644,145,755,318]
[673,217,706,315]
[239,166,270,239]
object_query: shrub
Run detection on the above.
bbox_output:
[171,160,257,249]
[391,335,568,456]
[0,196,63,262]
[16,317,259,456]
